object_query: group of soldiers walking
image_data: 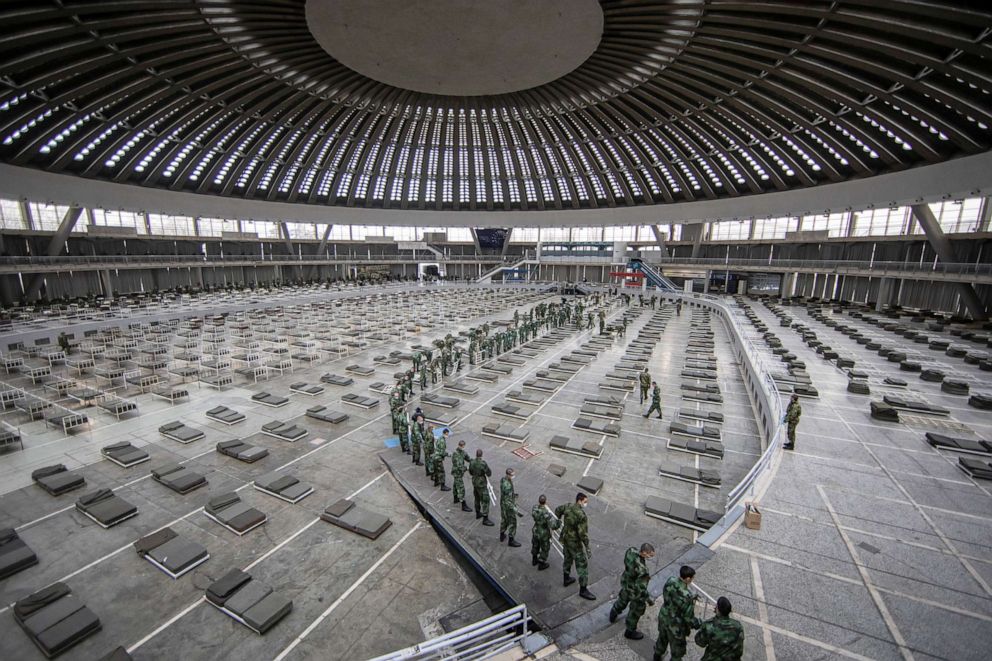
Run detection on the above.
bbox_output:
[610,556,744,660]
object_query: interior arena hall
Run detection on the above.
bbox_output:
[0,2,991,660]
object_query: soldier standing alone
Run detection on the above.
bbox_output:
[555,492,597,601]
[468,449,494,526]
[609,543,655,639]
[694,596,744,660]
[531,495,559,570]
[782,393,801,450]
[639,368,652,404]
[654,565,701,661]
[644,381,663,419]
[450,440,471,512]
[499,468,523,547]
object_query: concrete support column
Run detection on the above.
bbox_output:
[876,277,894,312]
[100,269,114,298]
[781,272,797,298]
[650,224,670,258]
[192,267,204,289]
[910,203,987,319]
[23,205,83,301]
[18,199,34,230]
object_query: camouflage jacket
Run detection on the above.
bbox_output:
[450,448,468,476]
[499,477,515,509]
[434,435,448,460]
[639,371,652,388]
[694,614,744,661]
[554,502,589,549]
[651,385,661,405]
[468,458,491,487]
[785,400,802,425]
[620,547,651,603]
[658,576,700,636]
[531,505,560,540]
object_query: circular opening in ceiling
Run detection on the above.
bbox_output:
[305,0,604,96]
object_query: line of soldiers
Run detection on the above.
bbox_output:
[610,555,744,660]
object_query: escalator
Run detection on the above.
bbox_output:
[628,258,679,291]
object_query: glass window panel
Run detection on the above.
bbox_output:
[29,202,71,231]
[446,227,473,242]
[0,199,25,229]
[148,213,195,236]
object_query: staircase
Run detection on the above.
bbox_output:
[476,257,531,284]
[629,259,679,291]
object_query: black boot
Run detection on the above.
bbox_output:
[461,502,472,512]
[624,629,643,640]
[609,606,619,623]
[532,555,538,566]
[453,495,460,504]
[563,574,576,587]
[500,532,506,542]
[416,461,424,466]
[482,517,494,526]
[579,587,597,601]
[440,485,451,492]
[508,536,521,548]
[538,561,550,571]
[475,509,482,519]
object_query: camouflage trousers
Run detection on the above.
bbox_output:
[452,472,465,502]
[500,503,516,537]
[654,620,688,660]
[472,483,490,517]
[787,422,798,443]
[610,588,647,632]
[639,385,649,403]
[398,429,409,452]
[563,544,589,588]
[531,534,551,564]
[646,401,662,418]
[411,439,421,463]
[433,456,446,487]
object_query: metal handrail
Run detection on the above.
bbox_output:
[367,604,530,661]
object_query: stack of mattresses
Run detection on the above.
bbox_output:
[644,496,721,532]
[75,489,138,528]
[216,440,269,463]
[320,499,393,539]
[206,406,246,425]
[13,582,101,658]
[320,374,354,386]
[159,421,204,444]
[481,423,530,443]
[151,464,207,494]
[254,471,314,503]
[925,433,992,455]
[549,435,602,458]
[342,393,379,408]
[101,442,150,468]
[289,383,324,396]
[260,421,308,442]
[134,527,208,579]
[572,416,620,437]
[205,569,293,634]
[0,528,39,579]
[251,392,289,408]
[870,401,900,422]
[32,464,85,496]
[658,462,721,487]
[306,406,349,424]
[204,492,266,535]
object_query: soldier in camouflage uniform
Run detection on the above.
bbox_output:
[433,428,451,491]
[644,381,663,419]
[450,439,471,512]
[694,596,744,661]
[419,363,428,391]
[410,413,425,465]
[653,565,701,661]
[531,494,560,570]
[609,543,656,639]
[555,492,597,600]
[412,350,421,371]
[396,411,410,454]
[499,468,523,547]
[639,368,652,404]
[782,393,801,450]
[423,424,436,479]
[468,449,494,526]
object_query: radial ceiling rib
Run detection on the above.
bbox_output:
[0,0,990,213]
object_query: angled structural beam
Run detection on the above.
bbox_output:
[650,224,670,258]
[910,204,987,320]
[500,228,513,256]
[309,223,334,279]
[23,205,82,301]
[279,221,301,280]
[470,228,481,252]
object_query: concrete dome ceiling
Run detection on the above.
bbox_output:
[0,0,991,213]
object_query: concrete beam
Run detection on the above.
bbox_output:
[500,228,513,256]
[910,203,987,319]
[470,228,481,252]
[650,224,671,258]
[309,224,334,279]
[23,205,82,301]
[279,221,301,280]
